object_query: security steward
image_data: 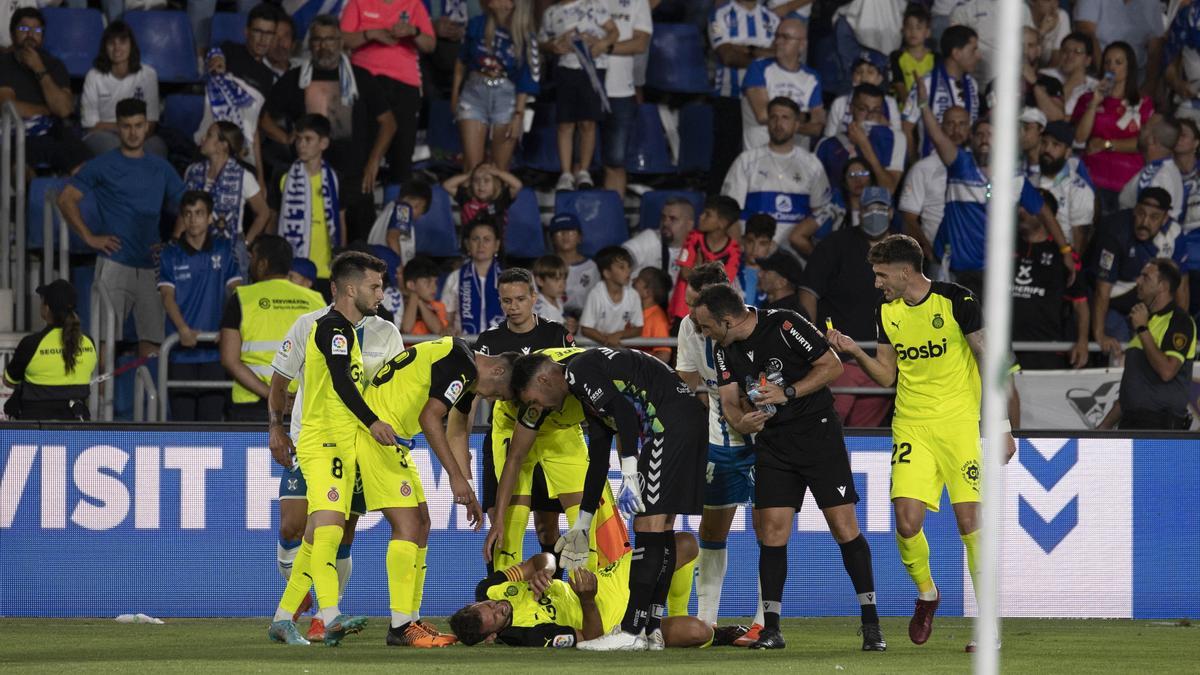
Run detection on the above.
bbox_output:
[1100,258,1197,430]
[3,280,97,420]
[220,235,326,421]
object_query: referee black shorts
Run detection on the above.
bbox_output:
[639,399,708,517]
[754,413,859,511]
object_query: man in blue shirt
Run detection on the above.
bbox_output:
[158,191,243,421]
[59,98,186,359]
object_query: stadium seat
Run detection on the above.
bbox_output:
[645,23,709,94]
[125,11,200,83]
[637,190,704,231]
[41,7,104,79]
[554,190,627,258]
[26,177,94,254]
[209,12,247,50]
[520,103,561,174]
[160,94,205,141]
[504,188,545,260]
[625,103,675,175]
[676,102,713,173]
[413,185,460,258]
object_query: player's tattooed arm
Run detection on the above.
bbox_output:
[965,329,986,381]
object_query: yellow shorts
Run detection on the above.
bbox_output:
[356,429,426,511]
[889,419,981,511]
[491,422,588,499]
[589,553,632,633]
[294,435,357,517]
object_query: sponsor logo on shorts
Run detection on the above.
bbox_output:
[400,481,412,497]
[287,478,298,491]
[961,459,980,488]
[328,487,340,502]
[444,379,464,403]
[331,334,348,355]
[894,338,949,360]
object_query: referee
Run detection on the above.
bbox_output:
[691,284,884,652]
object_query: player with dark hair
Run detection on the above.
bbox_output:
[827,233,1016,653]
[509,347,707,651]
[690,284,884,652]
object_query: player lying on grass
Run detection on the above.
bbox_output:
[449,535,731,648]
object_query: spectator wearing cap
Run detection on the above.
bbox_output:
[1018,107,1047,178]
[1039,32,1098,122]
[668,195,742,320]
[799,185,891,426]
[3,280,97,421]
[902,25,982,159]
[824,49,902,139]
[0,7,89,175]
[741,17,824,150]
[898,106,967,271]
[547,213,598,312]
[287,257,317,289]
[1118,117,1185,222]
[815,83,906,197]
[757,248,805,314]
[1091,188,1189,360]
[1034,120,1097,254]
[708,0,781,192]
[623,196,694,284]
[1099,258,1197,430]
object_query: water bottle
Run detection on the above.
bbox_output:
[747,375,778,417]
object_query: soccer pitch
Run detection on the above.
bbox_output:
[0,617,1195,673]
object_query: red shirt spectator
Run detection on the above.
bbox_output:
[340,0,432,88]
[668,229,741,319]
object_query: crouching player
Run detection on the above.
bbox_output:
[450,535,735,648]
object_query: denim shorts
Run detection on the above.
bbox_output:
[457,72,517,126]
[602,96,637,167]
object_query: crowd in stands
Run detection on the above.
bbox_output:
[2,0,1197,424]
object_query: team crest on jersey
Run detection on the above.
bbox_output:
[211,254,222,270]
[775,195,793,213]
[444,379,464,403]
[961,459,980,488]
[768,358,784,373]
[932,313,944,329]
[331,334,348,355]
[400,481,412,497]
[505,585,518,597]
[328,487,340,502]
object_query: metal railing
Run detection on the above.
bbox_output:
[88,282,118,421]
[132,365,159,422]
[43,185,68,288]
[157,332,228,421]
[1,100,28,331]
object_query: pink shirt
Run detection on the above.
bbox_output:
[1072,92,1154,192]
[340,0,432,87]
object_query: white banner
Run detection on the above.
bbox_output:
[1014,366,1200,429]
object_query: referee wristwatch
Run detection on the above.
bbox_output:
[784,385,797,400]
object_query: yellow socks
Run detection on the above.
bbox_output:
[276,538,313,619]
[311,525,343,620]
[896,529,937,600]
[497,504,531,570]
[386,539,418,628]
[413,546,428,622]
[961,528,981,593]
[667,556,696,617]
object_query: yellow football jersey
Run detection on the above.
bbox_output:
[494,347,587,432]
[297,309,369,448]
[365,336,477,441]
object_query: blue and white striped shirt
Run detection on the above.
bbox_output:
[710,1,779,98]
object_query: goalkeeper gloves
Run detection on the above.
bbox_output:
[618,455,646,519]
[554,510,593,571]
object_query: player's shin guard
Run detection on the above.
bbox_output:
[412,546,428,622]
[336,545,352,602]
[277,538,302,580]
[311,525,343,622]
[896,529,936,599]
[386,540,418,628]
[621,531,668,635]
[498,504,530,571]
[960,529,980,594]
[275,539,313,621]
[758,544,787,631]
[667,553,695,617]
[646,531,677,632]
[838,534,879,624]
[696,541,728,624]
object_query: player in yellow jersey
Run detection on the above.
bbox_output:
[354,336,500,647]
[268,252,397,647]
[827,235,1016,652]
[449,536,732,649]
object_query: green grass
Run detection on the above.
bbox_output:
[0,617,1195,673]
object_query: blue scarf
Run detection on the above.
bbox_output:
[280,160,340,260]
[205,48,257,126]
[923,62,977,155]
[185,158,249,276]
[1137,158,1168,193]
[458,258,502,334]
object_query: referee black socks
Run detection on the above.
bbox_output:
[759,543,787,631]
[622,531,670,635]
[838,534,879,625]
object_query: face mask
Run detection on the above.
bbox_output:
[861,211,890,237]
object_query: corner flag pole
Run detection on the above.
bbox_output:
[977,0,1022,672]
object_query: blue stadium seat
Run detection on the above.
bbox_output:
[504,188,545,259]
[125,11,199,83]
[520,103,561,174]
[413,185,460,258]
[554,190,627,258]
[427,98,463,158]
[209,12,247,50]
[26,177,94,254]
[625,103,675,175]
[160,94,205,141]
[676,102,713,173]
[41,7,104,79]
[637,190,704,231]
[645,23,709,94]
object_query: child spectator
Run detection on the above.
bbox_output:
[634,267,672,363]
[538,0,619,191]
[81,21,166,158]
[668,195,742,320]
[741,213,778,306]
[548,213,599,311]
[158,191,242,421]
[580,246,642,347]
[371,180,432,266]
[288,257,317,289]
[889,3,935,104]
[401,256,449,336]
[441,216,505,334]
[532,254,569,323]
[562,306,582,337]
[443,163,522,234]
[275,114,345,292]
